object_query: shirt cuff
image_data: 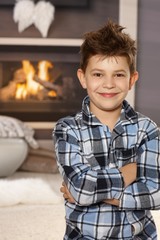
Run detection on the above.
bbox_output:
[110,169,124,200]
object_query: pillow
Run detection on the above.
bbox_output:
[19,148,58,173]
[0,116,39,149]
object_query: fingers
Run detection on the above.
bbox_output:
[62,181,65,186]
[63,193,69,199]
[60,181,75,203]
[103,198,120,206]
[60,185,66,193]
[60,182,67,194]
[60,185,68,200]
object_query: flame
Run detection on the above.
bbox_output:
[15,83,27,99]
[15,60,54,100]
[23,60,39,95]
[38,61,53,81]
[48,90,57,98]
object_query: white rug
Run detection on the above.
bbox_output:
[0,172,63,206]
[0,172,160,239]
[0,204,65,240]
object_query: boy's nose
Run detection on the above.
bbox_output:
[102,77,115,88]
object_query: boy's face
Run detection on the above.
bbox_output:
[77,55,138,118]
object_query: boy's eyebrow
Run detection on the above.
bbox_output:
[114,69,127,73]
[90,68,104,72]
[90,68,127,73]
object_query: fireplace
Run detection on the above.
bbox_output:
[0,44,86,122]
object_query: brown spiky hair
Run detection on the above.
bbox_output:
[79,20,137,74]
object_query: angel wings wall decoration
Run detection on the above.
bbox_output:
[13,0,55,38]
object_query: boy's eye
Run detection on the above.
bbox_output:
[93,73,103,77]
[115,73,125,78]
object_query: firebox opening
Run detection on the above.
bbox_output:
[0,60,86,121]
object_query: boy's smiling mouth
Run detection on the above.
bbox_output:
[99,92,119,98]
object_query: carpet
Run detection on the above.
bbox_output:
[0,172,63,206]
[0,172,160,240]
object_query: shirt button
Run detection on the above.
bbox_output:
[109,163,116,168]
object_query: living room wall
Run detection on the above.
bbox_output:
[136,0,160,125]
[0,0,119,38]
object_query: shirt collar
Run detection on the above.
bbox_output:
[82,96,138,127]
[82,96,101,126]
[120,100,138,124]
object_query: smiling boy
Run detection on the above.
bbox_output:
[53,20,160,239]
[77,54,138,130]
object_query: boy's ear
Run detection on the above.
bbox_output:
[129,71,139,90]
[77,69,87,89]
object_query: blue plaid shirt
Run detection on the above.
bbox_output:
[53,96,160,239]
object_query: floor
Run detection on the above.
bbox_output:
[0,172,160,240]
[0,206,160,240]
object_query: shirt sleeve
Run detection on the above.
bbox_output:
[53,121,124,206]
[119,128,160,210]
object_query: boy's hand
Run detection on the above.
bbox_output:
[120,162,137,188]
[60,182,75,203]
[60,162,137,205]
[103,198,120,206]
[60,183,120,206]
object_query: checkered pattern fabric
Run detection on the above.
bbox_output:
[53,96,160,239]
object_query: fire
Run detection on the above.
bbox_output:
[15,83,27,99]
[38,61,53,81]
[15,60,54,100]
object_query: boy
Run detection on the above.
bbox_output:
[53,20,160,239]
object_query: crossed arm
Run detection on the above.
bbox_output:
[54,119,160,210]
[60,162,137,206]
